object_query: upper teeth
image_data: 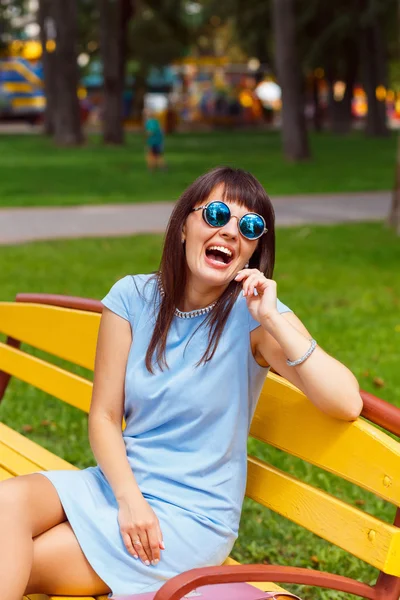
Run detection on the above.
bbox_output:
[208,245,232,257]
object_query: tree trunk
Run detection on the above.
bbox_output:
[360,19,389,137]
[131,67,147,123]
[100,0,133,145]
[272,0,310,161]
[388,137,400,236]
[52,0,83,146]
[311,75,323,132]
[328,41,358,135]
[38,0,57,136]
[387,0,400,234]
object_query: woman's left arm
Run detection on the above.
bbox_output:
[252,312,363,421]
[236,268,363,421]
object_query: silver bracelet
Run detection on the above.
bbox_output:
[286,338,317,367]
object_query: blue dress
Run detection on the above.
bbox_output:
[40,274,291,596]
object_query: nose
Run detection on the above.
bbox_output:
[220,215,239,239]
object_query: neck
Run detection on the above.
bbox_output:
[180,277,226,312]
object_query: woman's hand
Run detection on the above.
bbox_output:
[118,495,165,566]
[235,268,279,327]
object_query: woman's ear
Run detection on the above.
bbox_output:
[181,224,186,243]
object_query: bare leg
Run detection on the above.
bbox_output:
[0,474,66,600]
[155,154,167,169]
[146,149,156,170]
[26,521,111,597]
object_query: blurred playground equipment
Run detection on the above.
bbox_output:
[1,40,399,128]
[0,39,88,123]
[0,40,44,122]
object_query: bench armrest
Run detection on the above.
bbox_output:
[361,389,400,437]
[153,565,375,600]
[16,292,103,313]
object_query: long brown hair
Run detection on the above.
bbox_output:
[145,166,276,373]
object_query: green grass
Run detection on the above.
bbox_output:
[1,222,400,599]
[0,131,396,207]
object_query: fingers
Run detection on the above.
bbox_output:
[157,524,165,550]
[244,274,270,297]
[126,528,163,566]
[119,499,165,567]
[234,268,256,282]
[132,535,150,565]
[235,269,275,298]
[139,530,156,566]
[147,527,162,565]
[122,532,138,559]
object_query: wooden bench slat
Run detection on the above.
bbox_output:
[0,424,75,472]
[246,456,400,576]
[0,302,100,370]
[0,342,92,413]
[251,373,400,505]
[0,465,13,480]
[0,441,46,476]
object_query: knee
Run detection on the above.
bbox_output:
[0,478,31,522]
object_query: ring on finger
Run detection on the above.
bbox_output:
[133,539,142,546]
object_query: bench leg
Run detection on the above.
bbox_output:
[0,337,21,402]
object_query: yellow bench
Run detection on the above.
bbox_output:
[0,292,400,600]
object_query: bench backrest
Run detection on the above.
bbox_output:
[1,295,400,598]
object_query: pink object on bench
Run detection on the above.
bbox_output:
[112,581,301,600]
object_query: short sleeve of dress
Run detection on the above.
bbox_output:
[101,273,154,332]
[248,297,293,332]
[101,275,134,322]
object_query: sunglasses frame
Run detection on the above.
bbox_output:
[192,201,268,241]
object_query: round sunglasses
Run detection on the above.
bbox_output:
[192,201,268,241]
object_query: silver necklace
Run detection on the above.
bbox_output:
[157,275,217,319]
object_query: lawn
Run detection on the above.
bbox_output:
[0,130,396,207]
[1,222,400,599]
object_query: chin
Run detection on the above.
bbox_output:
[200,267,235,286]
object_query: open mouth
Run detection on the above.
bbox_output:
[205,245,234,266]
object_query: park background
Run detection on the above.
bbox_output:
[0,1,400,599]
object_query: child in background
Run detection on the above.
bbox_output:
[144,109,167,171]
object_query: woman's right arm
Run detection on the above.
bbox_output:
[88,307,164,566]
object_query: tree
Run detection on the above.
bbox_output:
[52,0,83,146]
[38,0,57,136]
[299,1,361,135]
[129,1,192,120]
[0,0,25,50]
[295,0,396,137]
[388,135,400,235]
[359,1,390,137]
[387,0,400,235]
[98,0,196,144]
[272,0,310,161]
[99,0,134,145]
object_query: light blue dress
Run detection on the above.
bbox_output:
[40,274,291,597]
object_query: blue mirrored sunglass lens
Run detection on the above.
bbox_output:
[239,214,265,239]
[205,202,230,227]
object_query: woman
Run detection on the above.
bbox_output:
[0,167,363,599]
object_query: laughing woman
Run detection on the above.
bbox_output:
[0,167,363,599]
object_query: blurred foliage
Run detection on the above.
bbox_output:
[204,0,397,80]
[0,0,26,50]
[129,1,191,72]
[299,0,397,74]
[77,0,100,56]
